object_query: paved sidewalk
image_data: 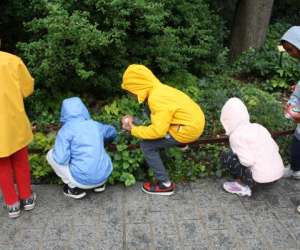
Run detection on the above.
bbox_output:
[0,178,300,250]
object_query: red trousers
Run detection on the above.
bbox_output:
[0,147,32,205]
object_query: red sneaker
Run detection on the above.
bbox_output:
[142,181,175,196]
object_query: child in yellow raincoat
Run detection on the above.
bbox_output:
[121,64,205,195]
[0,51,36,218]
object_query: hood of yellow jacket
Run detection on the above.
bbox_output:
[121,64,161,103]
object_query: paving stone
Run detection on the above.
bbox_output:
[263,193,295,208]
[183,245,209,250]
[228,214,259,238]
[191,192,222,209]
[41,240,68,250]
[174,204,201,220]
[69,225,101,250]
[44,223,72,241]
[126,223,153,249]
[178,221,208,246]
[12,228,42,250]
[153,234,181,250]
[220,196,248,215]
[201,208,229,230]
[257,220,298,249]
[126,207,150,224]
[240,238,271,250]
[149,211,174,225]
[207,229,240,250]
[241,200,277,222]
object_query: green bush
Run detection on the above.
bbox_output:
[29,132,57,183]
[18,0,223,98]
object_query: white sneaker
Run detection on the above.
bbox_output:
[283,166,300,179]
[297,205,300,213]
[93,184,106,193]
[223,181,252,197]
[292,171,300,179]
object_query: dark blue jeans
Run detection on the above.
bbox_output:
[140,136,181,182]
[220,150,255,188]
[291,136,300,171]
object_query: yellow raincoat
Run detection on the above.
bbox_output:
[0,52,34,157]
[121,64,205,143]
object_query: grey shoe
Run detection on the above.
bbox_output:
[7,202,21,218]
[283,166,300,179]
[21,193,37,211]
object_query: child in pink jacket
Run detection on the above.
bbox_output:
[220,97,284,196]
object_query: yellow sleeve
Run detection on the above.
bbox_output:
[18,58,34,98]
[131,101,174,139]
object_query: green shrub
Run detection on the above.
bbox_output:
[29,132,57,183]
[18,0,223,98]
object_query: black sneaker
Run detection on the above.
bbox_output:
[7,202,21,218]
[21,193,37,211]
[142,181,175,196]
[63,184,86,199]
[93,184,106,193]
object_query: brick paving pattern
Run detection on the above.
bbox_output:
[0,178,300,250]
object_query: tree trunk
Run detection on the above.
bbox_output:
[229,0,274,60]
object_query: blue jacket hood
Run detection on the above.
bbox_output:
[281,26,300,51]
[60,97,90,124]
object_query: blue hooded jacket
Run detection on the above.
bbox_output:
[52,97,116,185]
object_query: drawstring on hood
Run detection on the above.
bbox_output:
[60,97,90,124]
[281,26,300,50]
[121,64,161,104]
[220,97,250,135]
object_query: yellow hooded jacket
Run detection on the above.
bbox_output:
[0,51,34,157]
[121,64,205,143]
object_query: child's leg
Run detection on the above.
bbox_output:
[46,149,76,187]
[10,147,32,200]
[221,150,255,188]
[290,136,300,171]
[0,156,19,205]
[140,136,181,182]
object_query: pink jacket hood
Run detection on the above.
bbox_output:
[220,97,250,135]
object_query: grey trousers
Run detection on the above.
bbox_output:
[140,135,181,182]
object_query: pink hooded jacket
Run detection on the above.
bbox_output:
[220,98,284,183]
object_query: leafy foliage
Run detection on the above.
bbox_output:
[17,0,223,97]
[29,132,57,183]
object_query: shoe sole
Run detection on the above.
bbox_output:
[9,210,21,219]
[63,192,87,199]
[23,193,37,211]
[141,186,174,196]
[93,186,106,193]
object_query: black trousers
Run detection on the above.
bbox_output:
[290,136,300,171]
[220,150,256,188]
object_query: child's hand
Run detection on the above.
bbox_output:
[121,115,134,131]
